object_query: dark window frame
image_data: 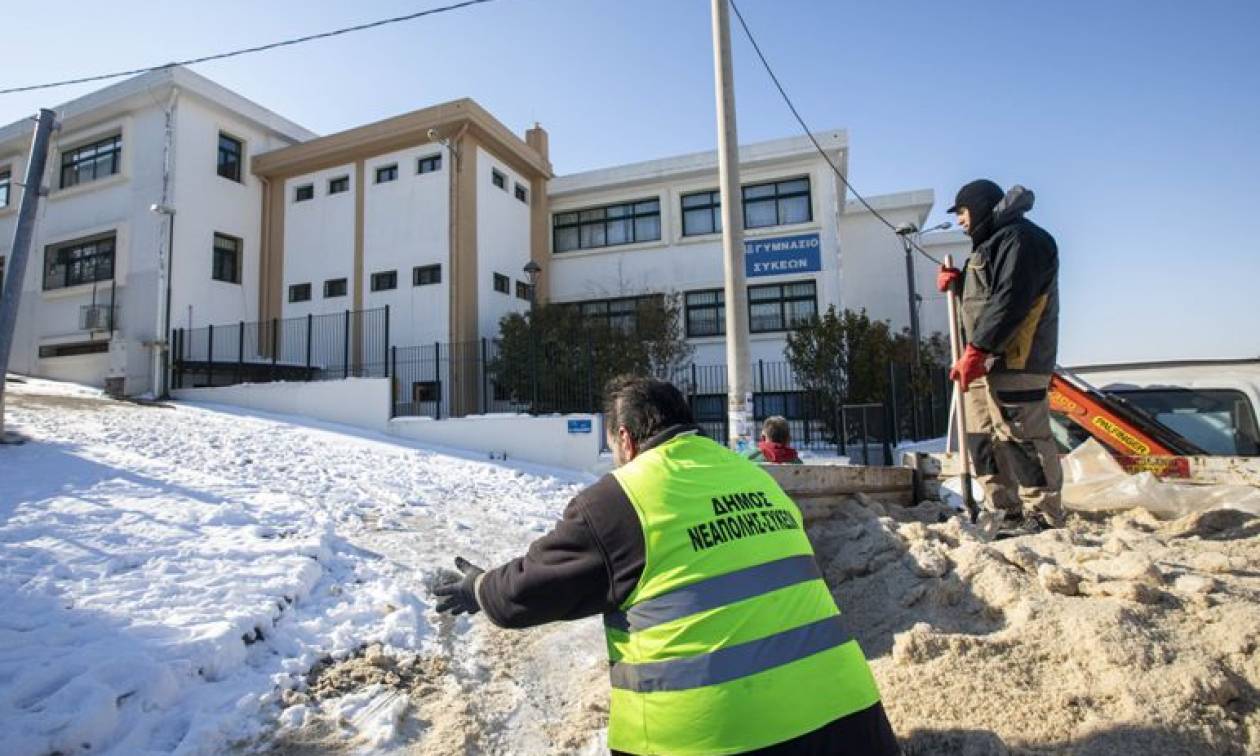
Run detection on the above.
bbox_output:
[211,232,242,284]
[289,283,312,303]
[570,294,663,333]
[294,184,314,202]
[0,167,10,208]
[515,280,532,301]
[217,132,243,182]
[370,270,398,292]
[553,197,662,253]
[680,176,813,236]
[491,168,507,190]
[43,234,116,291]
[375,164,398,184]
[59,134,122,189]
[324,278,348,298]
[493,272,510,294]
[514,182,528,203]
[328,175,350,195]
[413,264,441,286]
[38,341,110,359]
[684,288,726,338]
[417,154,442,174]
[748,280,817,333]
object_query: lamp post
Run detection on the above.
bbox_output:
[523,260,542,412]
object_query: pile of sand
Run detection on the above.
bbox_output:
[270,497,1258,755]
[812,497,1260,755]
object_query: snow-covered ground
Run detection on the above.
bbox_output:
[0,377,596,755]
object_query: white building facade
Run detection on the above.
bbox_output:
[0,67,312,395]
[2,68,967,403]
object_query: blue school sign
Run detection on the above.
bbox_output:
[745,233,822,277]
[567,419,593,434]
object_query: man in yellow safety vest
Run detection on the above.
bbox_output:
[434,375,898,755]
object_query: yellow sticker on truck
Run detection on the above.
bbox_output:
[1091,416,1151,456]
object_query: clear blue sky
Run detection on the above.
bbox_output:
[4,0,1258,365]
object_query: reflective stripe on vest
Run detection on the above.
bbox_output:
[605,432,882,755]
[609,615,853,693]
[604,553,821,634]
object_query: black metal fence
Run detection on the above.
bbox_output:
[169,310,952,463]
[388,338,951,462]
[171,307,390,388]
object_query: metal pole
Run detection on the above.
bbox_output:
[390,345,397,418]
[343,310,350,379]
[902,236,922,368]
[0,109,56,442]
[711,0,753,453]
[480,337,488,414]
[383,305,391,379]
[271,318,279,382]
[306,313,313,373]
[434,341,442,420]
[944,253,979,522]
[237,321,244,385]
[207,324,214,386]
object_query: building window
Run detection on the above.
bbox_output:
[60,134,122,189]
[748,280,817,333]
[514,182,528,203]
[553,198,661,253]
[412,381,441,403]
[573,294,662,333]
[417,154,442,174]
[295,184,314,202]
[324,278,347,298]
[38,341,110,359]
[491,168,507,190]
[289,283,311,302]
[0,167,10,208]
[44,234,115,291]
[681,177,813,236]
[217,133,242,182]
[371,270,398,291]
[681,190,722,236]
[685,288,725,337]
[493,272,510,294]
[413,264,441,286]
[328,176,350,195]
[515,280,533,301]
[375,164,398,183]
[743,177,811,229]
[211,233,241,284]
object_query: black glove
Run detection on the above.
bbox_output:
[433,556,485,616]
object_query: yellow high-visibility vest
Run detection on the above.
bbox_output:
[605,432,882,755]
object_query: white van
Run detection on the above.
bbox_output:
[1068,359,1260,457]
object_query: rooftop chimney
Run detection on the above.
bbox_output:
[524,122,549,163]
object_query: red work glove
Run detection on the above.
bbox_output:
[950,344,990,387]
[936,266,962,293]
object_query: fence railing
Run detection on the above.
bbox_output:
[169,312,951,463]
[171,307,389,389]
[388,337,951,460]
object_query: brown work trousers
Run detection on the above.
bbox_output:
[962,372,1064,525]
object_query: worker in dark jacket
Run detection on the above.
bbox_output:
[938,179,1063,535]
[433,375,899,755]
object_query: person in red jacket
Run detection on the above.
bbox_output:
[745,415,804,464]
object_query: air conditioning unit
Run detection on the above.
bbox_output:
[80,304,115,331]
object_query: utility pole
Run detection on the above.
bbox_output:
[711,0,753,452]
[0,109,57,445]
[895,225,923,368]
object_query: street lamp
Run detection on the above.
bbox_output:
[523,260,541,311]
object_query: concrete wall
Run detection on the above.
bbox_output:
[362,145,449,347]
[282,162,357,321]
[173,377,391,430]
[475,145,532,340]
[389,412,607,473]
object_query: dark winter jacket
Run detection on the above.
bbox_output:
[475,424,899,755]
[957,185,1059,374]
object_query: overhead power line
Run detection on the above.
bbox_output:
[0,0,498,96]
[727,0,945,266]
